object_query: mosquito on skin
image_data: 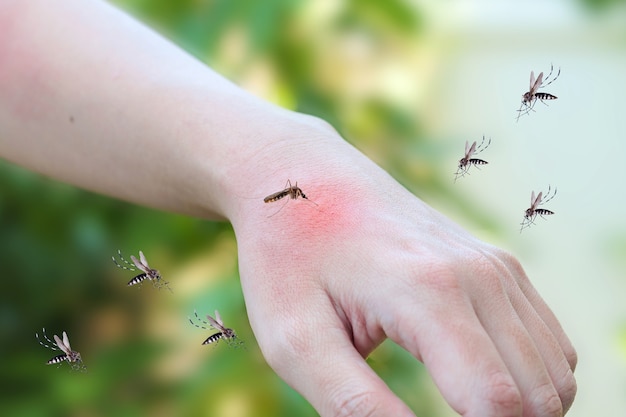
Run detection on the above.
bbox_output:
[263,179,318,217]
[520,186,557,232]
[36,328,85,372]
[112,250,172,292]
[516,64,560,122]
[188,310,242,348]
[454,136,491,182]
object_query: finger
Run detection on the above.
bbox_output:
[492,255,577,412]
[462,256,568,417]
[505,283,578,413]
[255,300,416,417]
[385,288,523,417]
[516,269,578,371]
[472,293,564,417]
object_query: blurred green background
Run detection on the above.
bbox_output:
[1,0,625,416]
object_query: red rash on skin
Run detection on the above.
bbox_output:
[235,182,367,266]
[277,184,362,236]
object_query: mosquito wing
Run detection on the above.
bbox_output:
[466,141,477,158]
[531,71,544,94]
[63,331,71,350]
[139,251,149,268]
[214,310,223,326]
[533,191,543,209]
[206,310,226,332]
[131,254,150,274]
[54,332,72,355]
[264,189,288,203]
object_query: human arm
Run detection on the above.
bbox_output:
[0,1,577,416]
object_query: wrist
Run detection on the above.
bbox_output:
[209,110,349,223]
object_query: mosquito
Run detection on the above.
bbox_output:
[188,310,242,347]
[516,64,560,121]
[520,186,557,232]
[263,179,318,217]
[112,249,172,292]
[36,328,85,372]
[454,136,491,182]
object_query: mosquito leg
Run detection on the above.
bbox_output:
[267,199,290,218]
[36,331,55,350]
[42,329,57,348]
[516,101,535,121]
[188,311,212,329]
[112,250,136,271]
[543,64,554,85]
[542,65,560,87]
[476,136,491,153]
[155,279,173,293]
[541,187,557,204]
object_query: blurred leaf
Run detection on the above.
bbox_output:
[578,0,626,12]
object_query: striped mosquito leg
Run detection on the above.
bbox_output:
[36,328,58,351]
[112,250,137,271]
[154,279,173,293]
[541,65,561,86]
[70,361,87,372]
[191,310,211,327]
[454,167,469,182]
[517,98,539,120]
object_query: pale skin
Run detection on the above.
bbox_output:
[0,1,577,416]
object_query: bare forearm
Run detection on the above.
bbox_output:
[0,0,332,220]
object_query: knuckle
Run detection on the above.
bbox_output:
[528,381,563,417]
[404,256,462,295]
[556,367,578,412]
[332,390,379,417]
[482,246,523,275]
[494,248,525,277]
[481,371,523,416]
[257,317,311,371]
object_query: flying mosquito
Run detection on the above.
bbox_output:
[454,136,491,182]
[520,186,557,232]
[36,328,85,372]
[263,179,317,217]
[516,64,560,121]
[112,249,172,292]
[188,310,241,347]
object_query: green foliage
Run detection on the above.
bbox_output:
[578,0,626,12]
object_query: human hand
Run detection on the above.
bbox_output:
[0,1,575,412]
[230,124,577,417]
